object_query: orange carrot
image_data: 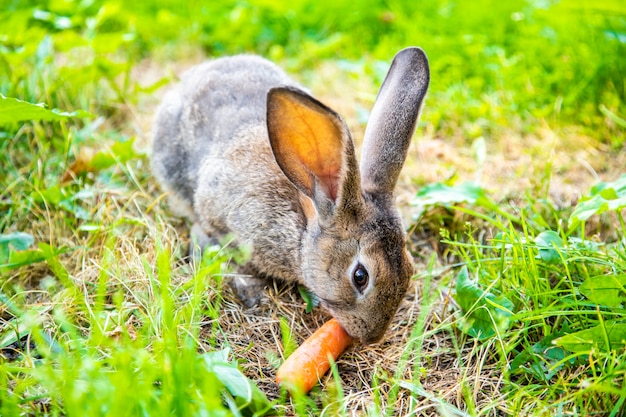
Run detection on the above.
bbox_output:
[276,318,354,393]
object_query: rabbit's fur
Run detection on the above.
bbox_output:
[152,48,430,344]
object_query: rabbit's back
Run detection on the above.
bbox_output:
[151,55,298,215]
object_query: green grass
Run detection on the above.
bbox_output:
[430,191,626,415]
[1,241,272,416]
[2,0,626,415]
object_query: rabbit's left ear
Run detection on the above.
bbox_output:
[360,47,430,196]
[267,86,358,215]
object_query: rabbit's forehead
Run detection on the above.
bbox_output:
[324,221,412,282]
[359,214,409,265]
[316,207,411,277]
[360,237,412,283]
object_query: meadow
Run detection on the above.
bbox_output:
[1,0,625,415]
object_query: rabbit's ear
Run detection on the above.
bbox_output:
[267,87,357,212]
[360,47,430,195]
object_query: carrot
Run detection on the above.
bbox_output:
[276,318,354,393]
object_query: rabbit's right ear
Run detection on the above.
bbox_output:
[267,87,357,216]
[360,47,430,196]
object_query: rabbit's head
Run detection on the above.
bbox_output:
[267,47,430,343]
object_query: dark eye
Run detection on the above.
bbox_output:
[352,264,369,292]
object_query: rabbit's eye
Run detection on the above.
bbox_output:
[352,264,369,292]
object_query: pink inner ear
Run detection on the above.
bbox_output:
[268,88,348,204]
[318,172,341,202]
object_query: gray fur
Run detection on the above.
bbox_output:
[360,47,430,195]
[151,48,430,344]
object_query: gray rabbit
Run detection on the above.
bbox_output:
[152,47,430,344]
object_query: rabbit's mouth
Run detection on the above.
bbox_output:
[321,304,385,344]
[306,289,388,343]
[351,317,387,345]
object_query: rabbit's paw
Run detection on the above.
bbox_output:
[188,223,220,263]
[228,275,268,308]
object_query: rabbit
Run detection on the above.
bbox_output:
[151,47,430,344]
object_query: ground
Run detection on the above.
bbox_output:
[121,55,622,415]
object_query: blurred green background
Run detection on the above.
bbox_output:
[2,0,625,143]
